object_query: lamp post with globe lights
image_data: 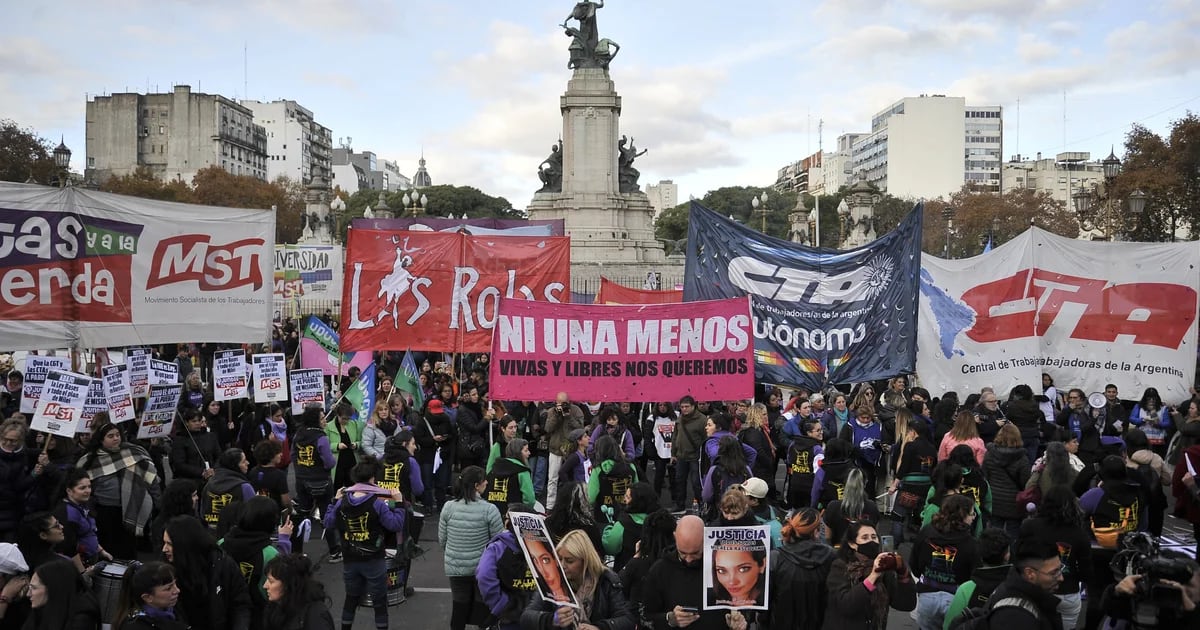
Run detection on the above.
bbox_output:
[403,191,427,218]
[941,206,955,257]
[52,140,71,188]
[751,191,769,233]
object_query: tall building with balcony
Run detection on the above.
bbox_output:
[820,133,866,194]
[239,99,332,183]
[851,95,1002,199]
[773,152,823,194]
[330,142,411,193]
[85,85,267,184]
[645,180,678,217]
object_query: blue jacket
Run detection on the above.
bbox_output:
[841,420,884,467]
[1129,405,1172,443]
[702,431,758,468]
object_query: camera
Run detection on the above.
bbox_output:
[877,552,901,572]
[1111,532,1196,627]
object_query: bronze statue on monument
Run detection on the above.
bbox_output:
[561,1,619,69]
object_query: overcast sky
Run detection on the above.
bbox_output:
[3,0,1196,207]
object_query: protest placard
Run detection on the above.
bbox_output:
[510,512,577,608]
[148,359,179,386]
[20,356,71,414]
[138,384,182,439]
[703,525,770,610]
[101,363,135,424]
[213,349,248,402]
[127,347,152,398]
[30,369,91,437]
[79,378,107,430]
[252,353,287,403]
[288,368,325,415]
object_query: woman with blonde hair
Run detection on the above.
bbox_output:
[937,411,986,465]
[360,400,393,462]
[739,402,778,500]
[520,529,636,630]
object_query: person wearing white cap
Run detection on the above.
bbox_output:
[735,478,782,549]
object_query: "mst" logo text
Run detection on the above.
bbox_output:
[961,269,1197,349]
[147,235,264,291]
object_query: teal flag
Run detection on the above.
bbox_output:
[397,350,425,409]
[344,368,376,421]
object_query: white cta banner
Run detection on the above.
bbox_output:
[917,228,1199,403]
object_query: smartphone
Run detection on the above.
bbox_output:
[280,509,291,527]
[881,535,895,553]
[679,607,700,613]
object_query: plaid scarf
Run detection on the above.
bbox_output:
[78,445,159,536]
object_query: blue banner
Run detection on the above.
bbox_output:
[684,201,923,389]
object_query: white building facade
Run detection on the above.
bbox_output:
[239,99,332,184]
[645,180,678,217]
[1002,152,1105,206]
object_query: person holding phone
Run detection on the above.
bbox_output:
[642,515,749,629]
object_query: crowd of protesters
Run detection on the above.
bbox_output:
[0,340,1196,630]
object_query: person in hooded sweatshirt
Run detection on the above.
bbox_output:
[699,413,757,476]
[475,504,539,630]
[485,439,536,518]
[811,438,854,509]
[762,508,835,630]
[643,515,750,630]
[1005,384,1045,464]
[587,434,638,523]
[291,407,338,559]
[1017,486,1093,630]
[201,448,256,537]
[588,406,636,463]
[786,417,825,509]
[910,494,982,630]
[602,482,658,571]
[941,528,1013,629]
[218,496,293,630]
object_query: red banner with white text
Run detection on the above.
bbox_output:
[340,230,570,352]
[489,297,754,403]
[594,276,683,304]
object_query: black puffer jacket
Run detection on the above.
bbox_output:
[0,448,34,534]
[1006,399,1043,442]
[982,444,1030,520]
[520,569,635,630]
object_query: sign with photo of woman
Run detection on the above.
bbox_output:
[511,512,578,608]
[703,525,769,610]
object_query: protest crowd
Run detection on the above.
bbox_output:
[0,329,1197,630]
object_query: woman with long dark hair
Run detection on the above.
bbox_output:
[22,558,100,630]
[1018,486,1092,630]
[587,434,638,522]
[146,479,197,558]
[219,496,294,629]
[911,494,981,630]
[439,466,503,630]
[1130,387,1173,455]
[262,554,334,630]
[824,521,916,629]
[113,562,186,630]
[618,509,675,627]
[201,448,254,536]
[75,420,160,560]
[15,513,69,571]
[161,516,251,630]
[545,481,603,553]
[701,435,749,507]
[602,482,658,571]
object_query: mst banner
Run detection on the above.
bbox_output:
[685,201,923,390]
[0,183,275,349]
[341,230,570,352]
[917,228,1199,402]
[489,297,753,402]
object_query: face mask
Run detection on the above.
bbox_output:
[855,541,881,559]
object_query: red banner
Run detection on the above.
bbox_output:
[341,230,570,352]
[489,297,754,402]
[594,276,683,305]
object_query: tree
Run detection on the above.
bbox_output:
[100,167,194,203]
[653,186,798,241]
[1115,112,1200,241]
[336,184,520,242]
[0,119,56,185]
[921,186,1076,258]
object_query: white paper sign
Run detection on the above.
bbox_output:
[703,525,770,610]
[288,368,325,415]
[148,359,179,386]
[252,353,287,403]
[30,369,92,437]
[79,378,108,430]
[20,356,72,414]
[127,348,152,399]
[138,384,182,439]
[101,364,135,424]
[213,349,249,402]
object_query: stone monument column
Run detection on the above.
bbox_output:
[301,176,334,244]
[527,1,668,288]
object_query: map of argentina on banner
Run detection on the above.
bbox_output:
[684,201,923,389]
[917,228,1199,402]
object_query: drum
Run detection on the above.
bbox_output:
[360,550,405,607]
[92,561,130,628]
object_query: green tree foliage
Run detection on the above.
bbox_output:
[0,119,57,184]
[920,186,1076,258]
[100,167,194,203]
[1115,112,1200,241]
[654,186,798,241]
[337,184,520,242]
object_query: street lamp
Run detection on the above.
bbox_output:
[402,192,427,218]
[751,191,769,233]
[1128,188,1147,240]
[941,206,955,257]
[52,140,71,188]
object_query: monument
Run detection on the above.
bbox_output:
[527,1,671,289]
[298,176,335,244]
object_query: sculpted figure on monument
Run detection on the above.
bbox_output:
[537,141,564,193]
[617,135,647,193]
[562,1,614,69]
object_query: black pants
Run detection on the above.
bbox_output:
[449,575,488,630]
[293,478,338,556]
[95,504,137,560]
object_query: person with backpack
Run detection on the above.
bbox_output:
[1124,428,1170,537]
[1017,486,1092,630]
[701,435,751,515]
[911,494,983,630]
[786,417,825,509]
[218,496,294,629]
[738,477,783,549]
[941,529,1012,630]
[762,508,834,630]
[811,438,854,509]
[602,482,657,571]
[588,434,639,523]
[964,539,1066,630]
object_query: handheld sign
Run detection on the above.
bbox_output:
[252,354,288,403]
[510,513,578,608]
[148,359,179,386]
[30,370,91,437]
[288,368,325,416]
[213,349,249,402]
[101,364,135,423]
[20,356,72,414]
[138,384,182,439]
[703,525,770,610]
[127,347,152,399]
[79,378,108,430]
